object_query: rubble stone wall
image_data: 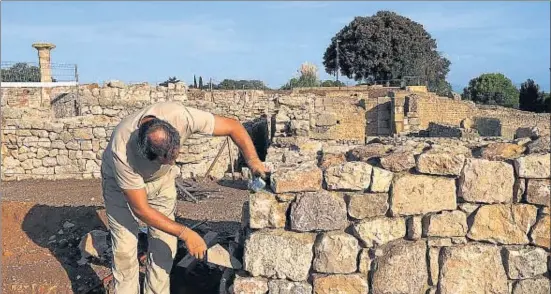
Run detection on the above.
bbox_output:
[3,83,551,181]
[1,83,276,181]
[235,136,551,294]
[413,95,551,139]
[1,83,368,181]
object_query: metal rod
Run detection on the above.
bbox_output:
[204,138,228,178]
[227,137,235,180]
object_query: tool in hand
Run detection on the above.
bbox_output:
[247,175,267,192]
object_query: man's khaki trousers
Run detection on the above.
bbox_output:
[102,169,178,294]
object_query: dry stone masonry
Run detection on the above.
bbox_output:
[2,82,551,181]
[234,135,551,294]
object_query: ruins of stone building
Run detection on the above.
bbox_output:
[2,79,550,181]
[1,43,550,293]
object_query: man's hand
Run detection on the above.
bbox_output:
[178,227,207,259]
[212,115,269,178]
[247,156,269,179]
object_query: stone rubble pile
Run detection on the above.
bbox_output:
[233,136,551,294]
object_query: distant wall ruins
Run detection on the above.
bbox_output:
[2,82,550,181]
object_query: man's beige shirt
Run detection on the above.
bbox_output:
[101,101,215,190]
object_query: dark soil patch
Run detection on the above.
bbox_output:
[1,177,248,293]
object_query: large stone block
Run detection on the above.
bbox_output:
[423,210,468,237]
[318,153,346,170]
[232,275,268,294]
[243,229,316,281]
[346,193,388,220]
[439,244,508,294]
[270,164,322,193]
[370,167,393,193]
[390,174,456,216]
[479,143,526,161]
[353,217,406,247]
[512,277,551,294]
[514,154,551,179]
[459,159,514,204]
[313,231,360,274]
[324,162,372,191]
[372,240,428,294]
[526,136,551,154]
[504,246,548,279]
[416,152,466,176]
[267,280,312,294]
[73,128,94,140]
[380,151,416,172]
[346,144,391,161]
[530,214,550,249]
[525,179,550,206]
[248,192,289,229]
[312,274,368,294]
[290,191,348,232]
[468,204,538,245]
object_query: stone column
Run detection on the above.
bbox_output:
[32,43,56,82]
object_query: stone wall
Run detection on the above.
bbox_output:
[1,83,368,181]
[409,94,551,139]
[1,82,276,181]
[3,82,551,181]
[272,94,367,145]
[233,135,551,293]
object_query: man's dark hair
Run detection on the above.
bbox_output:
[137,117,181,162]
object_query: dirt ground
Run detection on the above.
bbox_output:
[1,177,249,294]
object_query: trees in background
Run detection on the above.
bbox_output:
[320,80,346,87]
[1,63,42,82]
[217,79,270,90]
[462,73,519,108]
[519,79,550,113]
[159,76,180,86]
[189,75,271,90]
[281,62,320,89]
[322,11,452,96]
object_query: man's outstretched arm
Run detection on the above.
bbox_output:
[211,115,268,178]
[122,187,207,259]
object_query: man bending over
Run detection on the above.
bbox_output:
[100,101,267,293]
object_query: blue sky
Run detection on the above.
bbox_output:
[2,1,550,91]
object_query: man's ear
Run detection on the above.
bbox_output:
[139,115,157,127]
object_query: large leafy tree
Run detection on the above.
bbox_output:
[322,11,451,93]
[543,93,551,113]
[217,79,270,90]
[519,79,544,112]
[1,62,41,82]
[462,73,519,108]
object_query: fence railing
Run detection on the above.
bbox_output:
[1,61,78,85]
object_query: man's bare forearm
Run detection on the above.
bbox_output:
[123,188,187,237]
[230,123,260,162]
